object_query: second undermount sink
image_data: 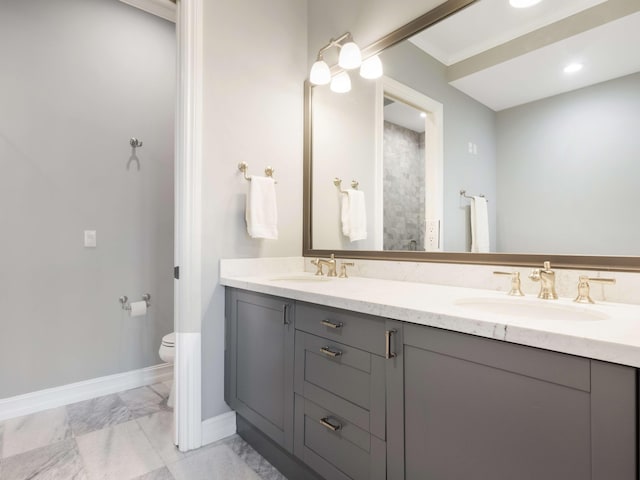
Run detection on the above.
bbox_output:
[454,297,609,322]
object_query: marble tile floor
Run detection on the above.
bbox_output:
[0,382,286,480]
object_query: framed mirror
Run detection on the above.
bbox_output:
[304,0,640,270]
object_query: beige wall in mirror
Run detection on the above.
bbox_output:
[308,0,640,258]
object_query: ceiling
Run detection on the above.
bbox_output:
[384,99,426,133]
[407,0,640,111]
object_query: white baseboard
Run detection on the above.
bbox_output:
[0,363,173,422]
[201,411,237,446]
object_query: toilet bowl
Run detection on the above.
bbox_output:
[158,332,175,408]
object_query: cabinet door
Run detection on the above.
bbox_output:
[225,289,294,452]
[387,322,636,480]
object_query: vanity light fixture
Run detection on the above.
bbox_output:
[330,71,352,93]
[420,112,427,118]
[310,32,383,88]
[309,57,331,85]
[339,40,362,70]
[360,55,383,79]
[509,0,542,8]
[564,62,583,74]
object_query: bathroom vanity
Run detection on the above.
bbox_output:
[222,269,638,480]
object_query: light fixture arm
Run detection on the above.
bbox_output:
[316,32,353,59]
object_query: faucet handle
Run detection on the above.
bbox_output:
[493,271,524,296]
[339,262,355,278]
[311,258,324,276]
[574,275,616,304]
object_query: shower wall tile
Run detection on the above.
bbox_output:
[383,121,426,251]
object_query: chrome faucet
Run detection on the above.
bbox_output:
[311,254,337,277]
[529,261,558,299]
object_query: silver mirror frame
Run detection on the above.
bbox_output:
[303,0,640,272]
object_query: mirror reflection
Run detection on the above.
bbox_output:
[310,0,640,255]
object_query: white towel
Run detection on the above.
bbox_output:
[470,196,489,253]
[245,176,278,239]
[341,189,367,242]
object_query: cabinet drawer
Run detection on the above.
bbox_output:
[294,395,386,480]
[294,331,386,439]
[295,302,386,356]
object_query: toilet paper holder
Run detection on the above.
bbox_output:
[119,293,151,311]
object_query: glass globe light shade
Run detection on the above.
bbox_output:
[309,59,331,85]
[330,71,351,93]
[359,55,383,79]
[338,41,362,69]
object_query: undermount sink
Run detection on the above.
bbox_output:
[269,273,331,282]
[454,297,609,322]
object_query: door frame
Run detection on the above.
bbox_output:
[174,0,204,451]
[374,76,444,252]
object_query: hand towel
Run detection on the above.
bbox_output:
[470,196,489,253]
[245,176,278,239]
[341,189,367,242]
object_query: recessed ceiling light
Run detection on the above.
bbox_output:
[564,63,583,74]
[509,0,542,8]
[420,112,427,118]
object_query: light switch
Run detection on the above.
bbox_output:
[84,230,97,248]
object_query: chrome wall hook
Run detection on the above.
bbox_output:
[130,138,143,148]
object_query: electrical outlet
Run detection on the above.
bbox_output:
[425,220,440,251]
[84,230,97,248]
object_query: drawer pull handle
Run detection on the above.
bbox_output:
[320,346,342,358]
[385,329,397,359]
[321,319,343,329]
[319,417,342,432]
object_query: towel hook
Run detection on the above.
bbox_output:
[129,138,143,148]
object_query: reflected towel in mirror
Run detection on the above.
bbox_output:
[470,196,489,253]
[245,176,278,239]
[341,189,367,242]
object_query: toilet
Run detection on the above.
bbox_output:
[158,332,176,408]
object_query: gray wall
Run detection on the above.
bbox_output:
[383,122,426,251]
[201,0,307,420]
[0,0,175,397]
[380,41,497,252]
[496,72,640,255]
[311,75,379,251]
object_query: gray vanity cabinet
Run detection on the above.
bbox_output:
[225,288,637,480]
[225,289,295,452]
[293,302,388,480]
[386,321,637,480]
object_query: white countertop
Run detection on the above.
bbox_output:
[220,270,640,368]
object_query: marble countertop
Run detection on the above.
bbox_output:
[220,264,640,368]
